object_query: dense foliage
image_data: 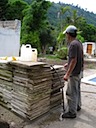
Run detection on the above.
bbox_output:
[21,0,52,54]
[47,2,96,27]
[0,0,9,20]
[56,46,68,59]
[1,0,96,55]
[6,0,28,20]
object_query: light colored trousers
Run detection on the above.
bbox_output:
[66,73,82,114]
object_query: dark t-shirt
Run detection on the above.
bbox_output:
[68,39,83,75]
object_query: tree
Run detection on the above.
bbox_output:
[71,10,82,26]
[6,0,28,20]
[58,6,70,32]
[64,9,84,27]
[80,24,96,42]
[0,0,8,20]
[21,0,51,53]
[57,6,70,48]
[39,25,54,55]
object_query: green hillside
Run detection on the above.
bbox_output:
[24,0,96,27]
[47,2,96,27]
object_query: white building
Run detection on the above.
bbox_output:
[83,42,96,56]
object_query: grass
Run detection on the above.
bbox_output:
[42,54,64,62]
[87,64,96,69]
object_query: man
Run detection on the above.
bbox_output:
[62,25,84,118]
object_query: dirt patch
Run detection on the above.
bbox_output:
[45,58,96,69]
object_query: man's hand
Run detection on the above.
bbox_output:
[63,74,69,81]
[63,58,76,81]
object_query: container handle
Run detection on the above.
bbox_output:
[26,44,31,48]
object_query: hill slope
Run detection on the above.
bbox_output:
[24,0,96,27]
[47,2,96,27]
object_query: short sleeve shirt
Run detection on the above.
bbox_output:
[68,39,83,75]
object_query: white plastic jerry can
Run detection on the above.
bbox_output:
[20,44,32,61]
[32,48,38,62]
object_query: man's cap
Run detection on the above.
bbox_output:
[63,25,77,34]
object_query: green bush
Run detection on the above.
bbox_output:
[56,47,68,59]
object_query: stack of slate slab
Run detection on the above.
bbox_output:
[0,61,66,120]
[10,61,52,120]
[0,62,12,109]
[50,65,65,108]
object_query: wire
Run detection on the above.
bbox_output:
[50,65,65,112]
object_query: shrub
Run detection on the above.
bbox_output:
[56,47,68,59]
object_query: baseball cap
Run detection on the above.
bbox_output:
[63,25,77,34]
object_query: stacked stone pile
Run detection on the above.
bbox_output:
[11,62,52,120]
[0,61,65,120]
[0,63,12,108]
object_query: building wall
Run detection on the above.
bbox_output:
[83,42,96,55]
[0,19,21,57]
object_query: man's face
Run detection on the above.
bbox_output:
[65,33,70,46]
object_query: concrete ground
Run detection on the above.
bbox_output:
[0,68,96,128]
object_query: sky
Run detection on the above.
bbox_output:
[49,0,96,14]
